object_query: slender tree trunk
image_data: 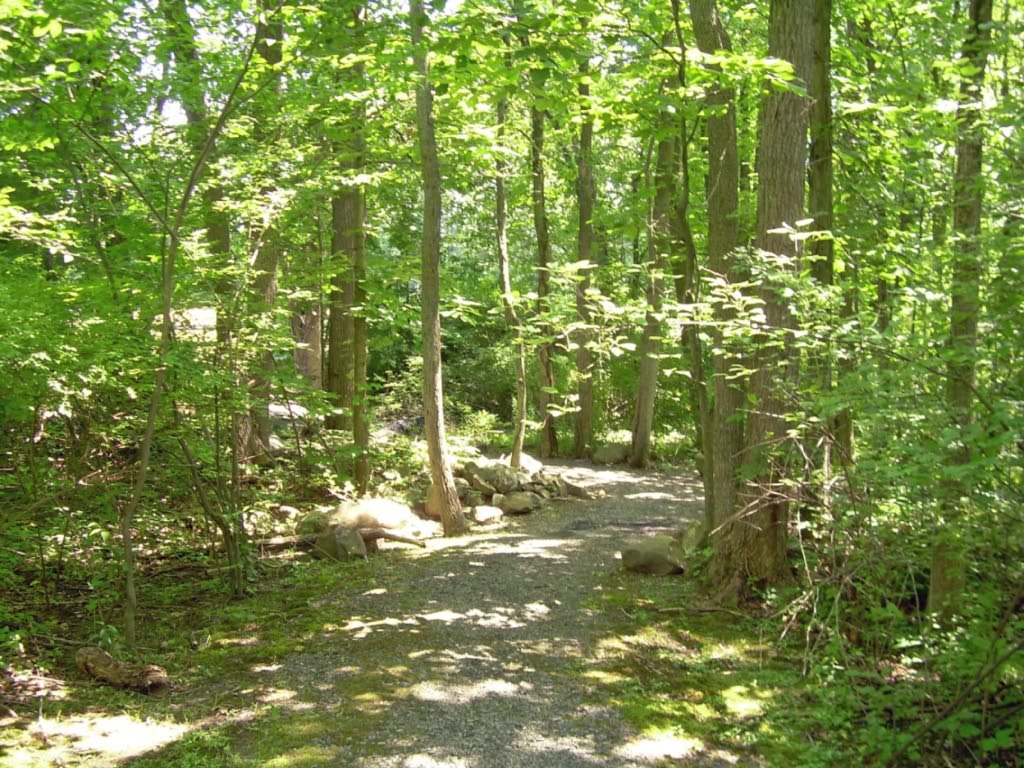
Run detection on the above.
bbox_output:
[631,130,674,468]
[530,104,559,458]
[689,0,743,536]
[928,0,992,622]
[574,66,596,459]
[160,0,246,594]
[411,0,467,535]
[709,0,813,598]
[496,93,528,469]
[243,4,284,463]
[323,5,370,493]
[808,0,847,480]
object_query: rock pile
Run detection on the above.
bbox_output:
[452,454,590,526]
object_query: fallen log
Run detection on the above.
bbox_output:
[255,527,427,554]
[75,647,169,694]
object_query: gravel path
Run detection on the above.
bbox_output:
[258,461,705,767]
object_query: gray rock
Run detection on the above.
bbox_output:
[466,460,523,494]
[295,511,330,536]
[592,444,630,465]
[472,505,504,525]
[620,535,685,575]
[469,473,497,496]
[497,491,542,514]
[313,525,368,561]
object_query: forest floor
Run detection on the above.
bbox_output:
[1,461,839,768]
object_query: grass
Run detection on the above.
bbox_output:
[581,571,855,767]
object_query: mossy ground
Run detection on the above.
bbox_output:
[581,573,854,767]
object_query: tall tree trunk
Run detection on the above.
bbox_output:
[808,0,847,479]
[530,104,559,458]
[709,0,814,598]
[574,68,597,460]
[160,0,246,596]
[411,0,467,535]
[496,92,528,469]
[324,4,370,494]
[631,128,675,468]
[928,0,992,621]
[689,0,743,536]
[243,3,284,463]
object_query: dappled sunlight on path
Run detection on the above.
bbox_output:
[221,460,710,767]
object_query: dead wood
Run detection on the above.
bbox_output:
[75,646,169,694]
[359,528,427,548]
[256,528,426,553]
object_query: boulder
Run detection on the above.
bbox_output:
[466,460,523,494]
[496,491,542,515]
[472,505,504,525]
[621,535,685,575]
[592,444,630,465]
[295,510,330,536]
[503,452,544,475]
[313,525,368,561]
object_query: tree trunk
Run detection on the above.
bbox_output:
[928,0,992,622]
[574,66,596,460]
[411,0,467,536]
[631,116,675,468]
[159,0,247,596]
[529,104,559,459]
[688,0,743,536]
[708,0,813,598]
[495,92,528,469]
[243,3,284,463]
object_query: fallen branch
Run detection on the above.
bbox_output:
[75,646,169,695]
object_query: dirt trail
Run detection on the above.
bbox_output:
[247,461,705,767]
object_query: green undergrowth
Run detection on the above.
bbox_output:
[582,573,853,768]
[0,555,400,767]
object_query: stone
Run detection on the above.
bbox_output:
[497,491,542,514]
[472,505,504,525]
[466,460,523,494]
[295,511,330,536]
[454,476,471,500]
[313,525,368,561]
[592,444,630,465]
[469,473,497,496]
[503,452,544,475]
[620,535,685,575]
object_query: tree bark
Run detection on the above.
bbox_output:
[688,0,743,536]
[928,0,992,622]
[631,129,674,468]
[243,2,284,463]
[529,104,559,459]
[708,0,814,597]
[495,90,528,469]
[411,0,467,535]
[574,65,596,460]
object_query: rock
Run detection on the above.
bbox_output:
[466,460,523,494]
[497,491,542,514]
[464,490,486,508]
[592,444,630,465]
[295,511,330,536]
[313,525,367,561]
[472,505,504,525]
[621,535,685,575]
[454,476,471,500]
[504,452,544,475]
[469,473,497,496]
